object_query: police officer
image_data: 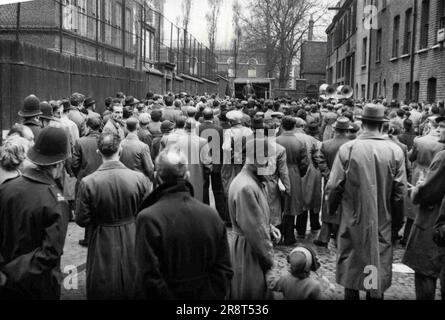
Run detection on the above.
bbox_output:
[0,126,70,300]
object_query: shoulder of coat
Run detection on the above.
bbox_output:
[48,185,67,203]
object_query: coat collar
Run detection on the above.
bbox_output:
[139,179,194,211]
[22,166,56,186]
[125,132,139,140]
[357,131,385,140]
[97,161,127,171]
[23,119,41,127]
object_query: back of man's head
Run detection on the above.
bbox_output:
[397,109,405,118]
[432,106,440,115]
[98,133,121,158]
[164,96,174,107]
[282,116,296,131]
[156,146,188,184]
[126,117,139,132]
[151,109,162,122]
[203,108,214,121]
[176,116,187,129]
[86,116,102,132]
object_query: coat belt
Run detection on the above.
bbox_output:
[96,216,135,227]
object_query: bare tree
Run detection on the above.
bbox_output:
[206,0,222,54]
[232,0,242,78]
[241,0,328,87]
[181,0,193,33]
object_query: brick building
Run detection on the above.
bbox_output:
[326,0,358,93]
[0,0,218,95]
[216,49,275,99]
[327,0,445,103]
[300,41,327,98]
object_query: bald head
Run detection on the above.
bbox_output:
[155,147,188,184]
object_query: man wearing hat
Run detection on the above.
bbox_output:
[326,104,407,300]
[0,127,70,299]
[321,104,338,141]
[403,115,445,300]
[19,94,43,141]
[39,101,60,128]
[137,113,153,150]
[221,110,253,198]
[276,117,310,245]
[315,117,353,248]
[403,115,445,245]
[228,138,281,300]
[84,97,101,120]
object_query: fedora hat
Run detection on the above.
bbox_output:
[125,96,140,106]
[332,117,353,130]
[357,104,389,122]
[306,122,320,134]
[18,95,42,118]
[39,102,55,121]
[27,126,69,166]
[84,97,96,108]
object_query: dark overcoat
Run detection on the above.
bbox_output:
[134,180,233,300]
[75,161,150,300]
[0,167,70,299]
[403,149,445,277]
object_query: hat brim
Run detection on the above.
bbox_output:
[40,115,55,121]
[27,148,67,166]
[84,101,96,107]
[332,125,354,130]
[435,116,445,123]
[18,111,43,117]
[356,115,389,122]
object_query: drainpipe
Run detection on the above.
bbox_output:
[409,0,418,101]
[367,20,373,100]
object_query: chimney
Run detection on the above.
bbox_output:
[308,15,314,41]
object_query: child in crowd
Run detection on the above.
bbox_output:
[272,246,323,300]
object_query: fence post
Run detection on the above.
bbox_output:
[122,0,126,67]
[16,3,20,42]
[59,0,63,53]
[96,0,99,60]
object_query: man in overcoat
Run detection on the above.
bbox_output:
[403,116,445,300]
[134,147,233,300]
[228,138,281,300]
[0,127,70,299]
[75,132,150,300]
[326,104,407,300]
[276,117,310,245]
[314,117,353,248]
[71,116,103,247]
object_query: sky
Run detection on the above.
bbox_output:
[163,0,335,49]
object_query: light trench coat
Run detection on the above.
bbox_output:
[326,132,407,296]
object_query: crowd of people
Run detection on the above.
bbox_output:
[0,90,445,300]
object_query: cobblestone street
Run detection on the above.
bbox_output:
[60,222,442,300]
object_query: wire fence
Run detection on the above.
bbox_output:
[0,0,218,80]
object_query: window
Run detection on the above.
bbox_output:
[439,0,445,30]
[103,0,112,44]
[373,83,378,99]
[393,16,400,57]
[403,9,412,54]
[382,79,387,97]
[376,29,382,62]
[115,3,122,48]
[393,83,400,100]
[361,84,366,100]
[420,0,430,48]
[362,37,368,66]
[406,82,411,101]
[351,1,357,34]
[413,81,420,102]
[427,78,437,103]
